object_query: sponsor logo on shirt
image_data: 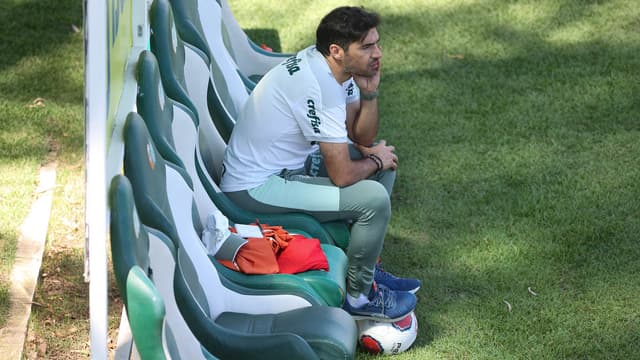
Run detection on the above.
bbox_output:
[346,82,354,96]
[283,56,302,75]
[307,99,321,134]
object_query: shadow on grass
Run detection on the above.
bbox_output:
[375,1,639,357]
[0,0,84,162]
[0,0,81,73]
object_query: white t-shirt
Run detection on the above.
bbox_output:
[220,46,360,192]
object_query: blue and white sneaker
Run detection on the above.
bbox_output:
[374,263,422,294]
[343,282,417,322]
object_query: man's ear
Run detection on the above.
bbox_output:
[328,44,344,60]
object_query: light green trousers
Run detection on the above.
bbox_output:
[225,146,396,298]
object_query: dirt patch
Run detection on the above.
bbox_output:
[23,244,122,359]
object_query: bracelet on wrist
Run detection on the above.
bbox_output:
[360,90,378,101]
[368,154,383,172]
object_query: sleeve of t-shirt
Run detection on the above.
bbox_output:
[345,79,360,104]
[292,96,349,143]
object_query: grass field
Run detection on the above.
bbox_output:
[0,0,84,330]
[223,2,640,358]
[1,0,638,358]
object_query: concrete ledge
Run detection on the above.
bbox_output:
[0,159,57,359]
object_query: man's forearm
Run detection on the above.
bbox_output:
[350,93,379,146]
[330,156,382,187]
[320,141,382,187]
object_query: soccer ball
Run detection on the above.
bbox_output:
[357,311,418,355]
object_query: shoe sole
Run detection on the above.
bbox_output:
[348,310,413,323]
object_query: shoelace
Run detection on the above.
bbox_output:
[370,284,397,310]
[375,265,397,282]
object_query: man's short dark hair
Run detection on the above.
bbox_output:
[315,6,380,56]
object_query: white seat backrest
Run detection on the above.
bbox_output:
[147,229,213,359]
[170,103,220,227]
[164,164,313,318]
[173,20,227,182]
[194,0,249,117]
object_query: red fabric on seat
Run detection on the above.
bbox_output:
[219,224,329,274]
[277,235,329,274]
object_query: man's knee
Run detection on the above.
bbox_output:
[342,179,391,218]
[366,180,391,213]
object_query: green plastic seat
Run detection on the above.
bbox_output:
[152,0,241,147]
[123,110,348,307]
[110,175,217,359]
[150,0,351,248]
[137,47,331,243]
[110,175,357,359]
[136,49,336,245]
